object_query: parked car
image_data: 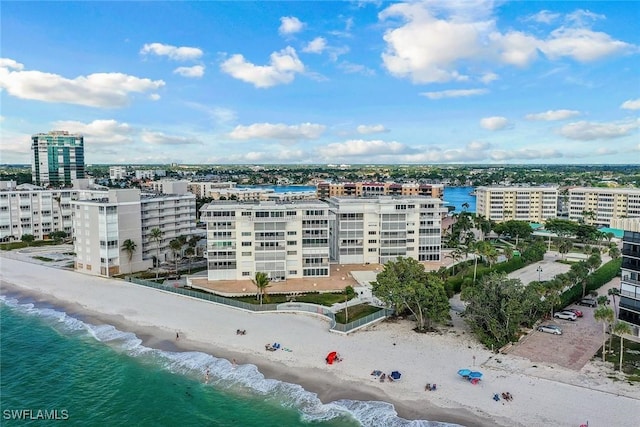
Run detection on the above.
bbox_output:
[578,297,597,307]
[554,311,577,321]
[537,325,563,335]
[565,308,583,317]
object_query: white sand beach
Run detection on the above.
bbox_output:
[1,255,638,427]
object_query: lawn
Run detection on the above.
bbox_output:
[231,292,353,307]
[596,336,640,383]
[335,304,382,324]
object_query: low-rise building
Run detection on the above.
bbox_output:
[109,166,127,180]
[317,182,444,200]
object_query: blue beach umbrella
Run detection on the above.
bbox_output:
[390,371,401,380]
[457,369,472,377]
[469,371,483,379]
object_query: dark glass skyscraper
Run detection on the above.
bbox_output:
[31,131,85,187]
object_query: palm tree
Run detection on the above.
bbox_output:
[558,238,573,259]
[253,272,271,305]
[184,247,195,274]
[169,238,183,275]
[594,306,615,362]
[608,288,620,319]
[121,239,137,274]
[149,228,163,279]
[609,246,620,260]
[612,321,632,373]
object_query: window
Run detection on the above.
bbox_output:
[241,232,251,236]
[242,242,252,247]
[287,240,297,246]
[242,251,252,256]
[242,271,251,276]
[287,231,297,235]
[287,250,297,255]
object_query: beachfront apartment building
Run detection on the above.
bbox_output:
[326,196,445,265]
[0,183,77,241]
[72,188,196,277]
[620,230,640,337]
[144,180,190,195]
[31,131,85,187]
[567,187,640,227]
[475,186,558,223]
[199,200,330,281]
[316,182,444,200]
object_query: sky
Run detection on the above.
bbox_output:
[1,1,639,165]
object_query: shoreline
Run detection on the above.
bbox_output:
[2,256,638,427]
[0,281,485,427]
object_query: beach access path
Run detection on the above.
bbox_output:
[2,254,639,427]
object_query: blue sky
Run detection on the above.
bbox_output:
[1,1,639,165]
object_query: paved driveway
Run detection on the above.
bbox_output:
[509,304,603,370]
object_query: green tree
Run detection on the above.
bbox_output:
[608,288,620,319]
[609,246,621,260]
[169,238,183,275]
[461,273,529,348]
[253,272,271,305]
[372,257,450,331]
[49,230,67,244]
[149,228,163,279]
[594,306,615,362]
[493,220,532,247]
[612,321,632,372]
[21,234,35,245]
[185,247,195,274]
[558,238,573,259]
[121,238,137,274]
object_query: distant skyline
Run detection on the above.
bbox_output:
[1,1,639,165]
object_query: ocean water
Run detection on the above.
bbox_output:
[0,295,455,427]
[442,187,476,213]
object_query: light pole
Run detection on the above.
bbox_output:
[536,266,543,282]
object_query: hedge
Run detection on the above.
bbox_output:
[558,258,622,308]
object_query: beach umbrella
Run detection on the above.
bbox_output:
[457,369,472,377]
[390,371,401,380]
[469,371,483,379]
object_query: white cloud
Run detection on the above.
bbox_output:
[525,109,580,121]
[357,124,388,134]
[0,58,165,108]
[480,116,509,131]
[621,99,640,110]
[565,9,605,26]
[559,119,640,140]
[141,131,201,145]
[480,72,499,84]
[317,139,415,158]
[279,16,305,35]
[173,65,205,78]
[228,122,325,141]
[378,2,637,84]
[337,61,375,76]
[525,10,561,24]
[420,89,488,100]
[303,37,327,54]
[140,43,203,61]
[220,47,304,88]
[149,93,161,101]
[490,148,562,161]
[52,119,134,145]
[379,2,489,83]
[541,27,634,62]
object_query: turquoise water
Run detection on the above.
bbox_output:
[0,295,454,427]
[442,187,476,213]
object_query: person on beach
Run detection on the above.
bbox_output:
[205,369,210,383]
[232,358,237,369]
[176,332,180,340]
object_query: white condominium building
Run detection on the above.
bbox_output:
[0,184,77,241]
[475,186,558,223]
[144,180,189,195]
[200,200,330,281]
[187,181,237,198]
[567,187,640,227]
[72,188,196,277]
[317,182,444,200]
[326,196,444,265]
[109,166,127,180]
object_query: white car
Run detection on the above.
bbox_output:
[553,311,577,321]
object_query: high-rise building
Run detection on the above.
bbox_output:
[200,200,330,281]
[620,230,640,337]
[326,196,445,264]
[567,187,640,227]
[31,131,85,187]
[475,186,558,223]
